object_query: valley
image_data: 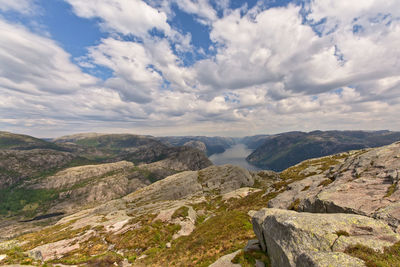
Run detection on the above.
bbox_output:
[209,144,260,171]
[0,131,399,267]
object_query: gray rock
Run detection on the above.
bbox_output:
[208,250,241,267]
[252,208,398,267]
[244,239,262,252]
[296,251,365,267]
[255,259,266,267]
[269,142,400,231]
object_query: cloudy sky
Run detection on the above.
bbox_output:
[1,0,400,137]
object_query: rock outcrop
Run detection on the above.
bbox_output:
[252,208,399,267]
[125,164,254,203]
[183,140,207,153]
[269,142,400,231]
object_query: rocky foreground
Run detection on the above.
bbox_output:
[0,141,400,266]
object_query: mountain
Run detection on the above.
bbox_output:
[1,141,399,266]
[0,132,211,220]
[0,131,64,150]
[1,134,400,266]
[240,134,270,150]
[158,136,237,156]
[246,130,400,171]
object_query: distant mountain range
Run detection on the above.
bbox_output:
[157,131,400,172]
[246,130,400,171]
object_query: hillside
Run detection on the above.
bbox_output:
[1,141,399,266]
[158,136,236,156]
[0,132,211,221]
[0,131,64,151]
[246,130,400,171]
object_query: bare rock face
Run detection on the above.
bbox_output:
[125,164,253,203]
[36,161,135,190]
[25,161,148,213]
[269,142,400,231]
[0,149,76,189]
[252,208,399,267]
[183,140,207,153]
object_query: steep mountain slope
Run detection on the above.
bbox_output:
[247,130,400,171]
[158,136,236,156]
[240,134,270,150]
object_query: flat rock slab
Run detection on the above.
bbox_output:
[252,208,400,267]
[209,250,241,267]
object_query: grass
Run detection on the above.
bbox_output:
[288,198,301,211]
[385,182,397,198]
[231,250,271,267]
[345,241,400,267]
[280,154,346,182]
[105,217,181,253]
[140,210,255,267]
[18,220,89,251]
[0,187,58,217]
[51,235,112,265]
[172,206,189,219]
[0,246,35,265]
[335,230,350,237]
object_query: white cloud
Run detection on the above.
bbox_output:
[0,19,97,95]
[173,0,217,24]
[87,38,162,103]
[2,0,400,137]
[0,0,36,14]
[65,0,171,37]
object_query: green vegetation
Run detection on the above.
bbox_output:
[105,217,181,253]
[172,206,189,219]
[140,210,254,266]
[318,178,334,187]
[131,166,159,183]
[0,131,51,150]
[280,154,346,181]
[231,250,271,267]
[288,198,301,211]
[0,187,58,216]
[0,246,35,265]
[345,241,400,267]
[335,230,350,237]
[385,182,397,198]
[19,221,89,250]
[247,130,400,171]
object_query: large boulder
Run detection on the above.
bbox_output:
[269,142,400,231]
[252,208,400,267]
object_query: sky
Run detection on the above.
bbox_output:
[0,0,400,138]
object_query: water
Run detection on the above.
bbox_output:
[209,143,260,171]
